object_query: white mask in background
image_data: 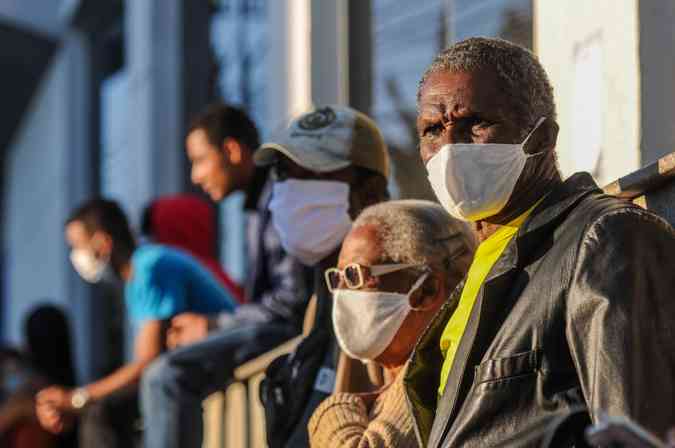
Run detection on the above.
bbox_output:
[426,117,547,222]
[70,249,109,283]
[269,179,353,266]
[332,271,429,362]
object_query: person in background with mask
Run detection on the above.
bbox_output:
[407,37,675,448]
[35,198,237,448]
[308,200,476,448]
[254,105,391,447]
[142,104,390,448]
[140,104,314,448]
[164,103,310,347]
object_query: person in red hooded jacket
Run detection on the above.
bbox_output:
[141,194,244,303]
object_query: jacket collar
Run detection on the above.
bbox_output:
[426,172,601,447]
[521,172,600,239]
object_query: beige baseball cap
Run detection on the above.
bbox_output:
[254,105,390,178]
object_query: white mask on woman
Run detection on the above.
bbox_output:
[426,117,546,222]
[269,179,353,266]
[332,272,429,362]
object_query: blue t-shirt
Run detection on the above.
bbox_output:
[125,244,238,324]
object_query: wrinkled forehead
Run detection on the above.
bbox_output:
[417,69,513,117]
[338,224,384,268]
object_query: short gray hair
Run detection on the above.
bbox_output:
[418,37,556,136]
[353,200,476,274]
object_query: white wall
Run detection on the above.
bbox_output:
[535,0,641,186]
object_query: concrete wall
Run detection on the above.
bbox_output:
[2,31,95,380]
[311,1,349,106]
[267,0,312,130]
[536,0,641,186]
[123,0,184,218]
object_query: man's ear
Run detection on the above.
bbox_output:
[92,231,113,258]
[524,118,559,154]
[222,138,244,165]
[542,119,559,152]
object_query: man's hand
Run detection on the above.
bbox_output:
[36,386,73,412]
[168,313,211,348]
[35,387,75,434]
[36,401,66,434]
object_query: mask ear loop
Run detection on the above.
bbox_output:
[408,271,434,312]
[521,116,548,159]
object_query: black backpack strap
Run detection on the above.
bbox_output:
[261,266,340,448]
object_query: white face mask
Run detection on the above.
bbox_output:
[269,179,353,266]
[426,117,546,222]
[70,249,108,283]
[332,272,429,362]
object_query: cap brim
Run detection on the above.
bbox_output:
[254,142,351,173]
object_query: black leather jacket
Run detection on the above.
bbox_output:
[404,173,675,447]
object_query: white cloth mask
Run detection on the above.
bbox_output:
[332,272,429,362]
[426,117,546,222]
[70,249,108,283]
[269,179,352,266]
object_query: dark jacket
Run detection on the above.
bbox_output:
[404,173,675,447]
[235,170,314,328]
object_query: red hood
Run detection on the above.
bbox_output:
[148,194,244,302]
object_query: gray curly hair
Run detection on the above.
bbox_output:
[353,200,476,276]
[418,37,556,136]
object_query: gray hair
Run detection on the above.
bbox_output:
[418,37,556,137]
[353,200,477,274]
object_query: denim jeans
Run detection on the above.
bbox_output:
[141,322,297,448]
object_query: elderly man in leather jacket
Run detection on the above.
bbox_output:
[407,37,675,447]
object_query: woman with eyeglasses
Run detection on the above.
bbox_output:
[309,200,476,448]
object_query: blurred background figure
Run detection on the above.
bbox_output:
[141,103,315,448]
[141,194,244,302]
[1,304,77,448]
[35,198,238,448]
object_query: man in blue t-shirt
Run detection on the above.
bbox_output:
[126,244,236,325]
[35,199,237,448]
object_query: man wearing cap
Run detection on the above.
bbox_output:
[141,105,390,448]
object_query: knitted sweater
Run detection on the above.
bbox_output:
[307,369,418,448]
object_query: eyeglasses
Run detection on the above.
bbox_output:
[324,263,424,292]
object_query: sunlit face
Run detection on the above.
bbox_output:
[336,224,444,368]
[186,129,231,201]
[416,69,523,165]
